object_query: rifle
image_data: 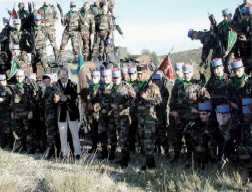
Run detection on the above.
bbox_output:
[112,16,123,36]
[57,3,64,25]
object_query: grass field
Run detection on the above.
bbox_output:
[0,149,252,192]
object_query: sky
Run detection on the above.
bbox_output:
[0,0,243,55]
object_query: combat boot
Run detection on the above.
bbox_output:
[141,155,156,170]
[109,145,116,161]
[98,145,108,159]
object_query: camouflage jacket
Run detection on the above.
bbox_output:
[34,26,46,49]
[99,82,113,115]
[38,4,57,26]
[0,85,13,115]
[63,10,81,32]
[95,11,113,32]
[79,8,95,33]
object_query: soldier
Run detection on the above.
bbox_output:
[140,80,162,169]
[41,74,60,159]
[93,2,113,62]
[79,2,95,61]
[206,58,229,108]
[170,64,209,163]
[32,14,47,73]
[227,59,248,117]
[59,1,81,63]
[215,104,241,169]
[0,74,13,149]
[233,0,252,23]
[11,69,33,153]
[98,68,113,159]
[185,101,220,169]
[17,2,29,30]
[38,0,58,61]
[174,62,184,83]
[87,69,101,153]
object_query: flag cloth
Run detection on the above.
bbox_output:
[227,31,237,53]
[159,56,174,80]
[77,53,85,75]
[8,58,20,80]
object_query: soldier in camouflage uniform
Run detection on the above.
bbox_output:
[206,58,229,109]
[140,80,162,169]
[185,101,220,169]
[32,14,47,73]
[0,74,13,149]
[38,0,58,61]
[17,2,29,30]
[93,2,113,62]
[59,1,81,63]
[87,70,101,153]
[80,2,95,61]
[170,64,209,163]
[227,59,248,118]
[98,68,113,159]
[11,69,33,153]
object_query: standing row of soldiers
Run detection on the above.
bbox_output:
[0,0,118,75]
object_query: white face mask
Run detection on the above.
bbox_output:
[216,112,231,126]
[92,76,100,84]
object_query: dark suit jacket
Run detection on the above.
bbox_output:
[55,79,80,122]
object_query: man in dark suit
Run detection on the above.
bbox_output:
[54,68,81,159]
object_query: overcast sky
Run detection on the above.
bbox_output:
[0,0,242,54]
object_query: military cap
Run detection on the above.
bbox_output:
[198,101,212,111]
[242,98,252,106]
[0,74,6,81]
[42,74,51,80]
[231,59,243,70]
[175,62,184,71]
[183,64,193,74]
[216,104,230,113]
[112,68,121,78]
[211,58,223,69]
[152,71,162,80]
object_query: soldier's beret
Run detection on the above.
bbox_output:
[112,68,121,78]
[152,71,162,80]
[0,74,6,81]
[128,67,137,74]
[241,7,251,15]
[211,58,223,69]
[242,98,252,106]
[183,64,193,74]
[92,70,100,77]
[102,69,112,77]
[175,63,184,71]
[231,59,243,70]
[216,104,230,113]
[198,101,212,111]
[42,74,51,80]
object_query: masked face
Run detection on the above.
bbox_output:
[216,112,231,126]
[199,111,211,123]
[184,72,193,81]
[213,66,224,77]
[233,67,244,78]
[130,74,137,81]
[0,80,7,87]
[92,76,100,84]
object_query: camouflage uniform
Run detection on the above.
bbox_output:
[79,6,95,60]
[11,82,33,152]
[0,85,13,149]
[32,25,47,73]
[98,82,113,158]
[170,79,208,161]
[140,82,162,168]
[93,7,113,61]
[38,4,58,60]
[59,9,81,62]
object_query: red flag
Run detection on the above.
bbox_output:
[9,9,18,19]
[159,56,174,80]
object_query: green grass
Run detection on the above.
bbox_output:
[0,149,252,192]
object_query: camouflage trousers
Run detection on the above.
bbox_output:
[137,105,146,151]
[80,31,91,60]
[118,114,130,152]
[60,30,81,62]
[32,47,48,73]
[0,115,13,149]
[45,119,59,150]
[44,26,58,60]
[93,30,110,61]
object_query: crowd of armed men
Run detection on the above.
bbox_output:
[0,0,252,173]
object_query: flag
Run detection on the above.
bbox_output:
[159,56,174,80]
[8,58,20,80]
[77,53,85,75]
[227,31,237,53]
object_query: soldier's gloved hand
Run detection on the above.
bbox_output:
[28,111,33,119]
